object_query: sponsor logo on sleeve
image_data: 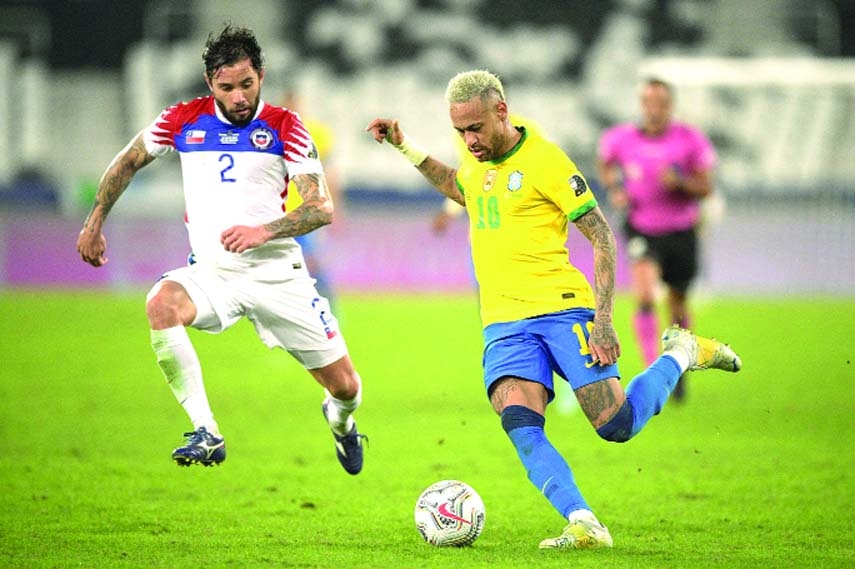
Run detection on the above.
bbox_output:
[569,174,587,197]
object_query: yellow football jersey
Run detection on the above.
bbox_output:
[456,127,598,326]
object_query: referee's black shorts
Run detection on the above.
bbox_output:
[623,222,698,294]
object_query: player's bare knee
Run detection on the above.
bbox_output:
[146,297,178,328]
[488,377,547,416]
[145,282,188,328]
[314,358,360,400]
[325,373,359,400]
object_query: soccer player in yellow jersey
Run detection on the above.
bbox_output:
[366,70,742,549]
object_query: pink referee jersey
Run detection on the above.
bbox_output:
[599,121,715,235]
[142,96,323,271]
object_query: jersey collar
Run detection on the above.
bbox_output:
[489,126,528,165]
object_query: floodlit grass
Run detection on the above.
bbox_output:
[1,291,853,568]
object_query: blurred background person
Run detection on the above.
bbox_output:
[282,89,342,312]
[597,78,716,401]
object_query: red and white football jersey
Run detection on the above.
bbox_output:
[142,97,324,272]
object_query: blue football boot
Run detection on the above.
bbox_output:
[322,401,367,475]
[172,426,226,467]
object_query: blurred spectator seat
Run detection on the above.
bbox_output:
[0,167,60,211]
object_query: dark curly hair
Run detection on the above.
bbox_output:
[202,24,264,80]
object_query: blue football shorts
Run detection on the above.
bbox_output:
[482,308,620,402]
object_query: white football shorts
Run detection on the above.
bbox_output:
[155,263,348,369]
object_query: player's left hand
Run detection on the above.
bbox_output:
[221,225,273,253]
[588,320,621,366]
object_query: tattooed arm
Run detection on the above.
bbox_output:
[219,171,334,253]
[364,117,464,206]
[77,133,156,267]
[573,205,622,366]
[414,156,463,206]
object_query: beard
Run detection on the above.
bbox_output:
[216,99,257,127]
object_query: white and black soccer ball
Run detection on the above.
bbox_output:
[414,479,486,547]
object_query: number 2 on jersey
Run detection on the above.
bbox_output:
[219,153,236,183]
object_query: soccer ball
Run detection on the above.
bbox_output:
[414,480,486,547]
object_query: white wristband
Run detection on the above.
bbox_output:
[392,137,429,166]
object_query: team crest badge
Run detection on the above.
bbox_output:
[507,170,524,192]
[569,174,587,197]
[250,128,274,150]
[482,169,497,192]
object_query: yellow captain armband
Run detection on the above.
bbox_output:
[392,137,429,166]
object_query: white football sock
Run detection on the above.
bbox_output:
[151,326,219,436]
[663,349,691,374]
[323,375,362,436]
[567,509,598,524]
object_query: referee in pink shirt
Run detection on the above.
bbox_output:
[598,78,717,401]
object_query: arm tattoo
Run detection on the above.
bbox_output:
[264,173,332,238]
[574,207,617,323]
[416,157,464,205]
[83,136,154,231]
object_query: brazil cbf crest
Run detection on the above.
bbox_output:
[250,128,274,150]
[507,170,524,192]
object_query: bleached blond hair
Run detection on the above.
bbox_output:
[444,70,505,104]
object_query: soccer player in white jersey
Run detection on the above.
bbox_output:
[76,25,366,474]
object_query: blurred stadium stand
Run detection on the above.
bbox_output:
[0,0,852,294]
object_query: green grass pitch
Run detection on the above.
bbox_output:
[1,291,853,568]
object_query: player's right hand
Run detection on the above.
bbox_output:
[588,319,621,366]
[365,118,404,146]
[221,224,273,253]
[77,229,108,267]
